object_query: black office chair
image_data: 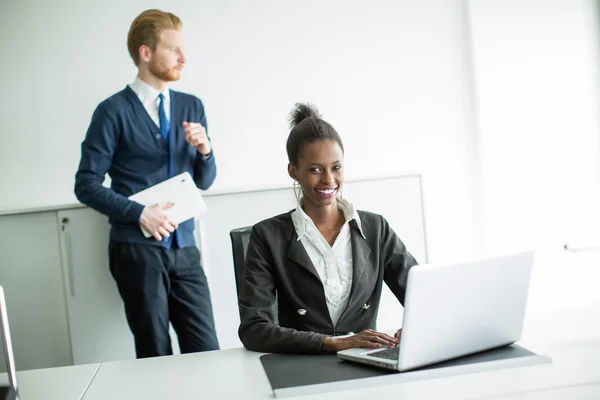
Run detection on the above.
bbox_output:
[230,226,278,323]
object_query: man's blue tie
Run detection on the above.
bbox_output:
[158,93,174,245]
[158,93,170,141]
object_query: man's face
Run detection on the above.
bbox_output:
[147,29,185,82]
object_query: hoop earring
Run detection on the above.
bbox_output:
[337,185,344,201]
[293,180,302,202]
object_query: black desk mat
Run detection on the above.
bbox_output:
[260,344,538,391]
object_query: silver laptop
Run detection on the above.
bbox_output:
[0,287,18,400]
[337,250,534,372]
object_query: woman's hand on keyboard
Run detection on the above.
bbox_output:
[322,329,400,353]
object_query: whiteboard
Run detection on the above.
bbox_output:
[197,175,427,348]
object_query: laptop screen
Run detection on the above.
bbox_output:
[0,286,18,393]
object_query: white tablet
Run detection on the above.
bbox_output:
[129,172,208,238]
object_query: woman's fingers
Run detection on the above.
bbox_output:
[360,330,399,346]
[359,340,382,349]
[336,329,402,351]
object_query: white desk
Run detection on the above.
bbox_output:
[83,348,269,399]
[3,306,599,399]
[79,341,600,400]
[489,383,600,400]
[0,363,100,400]
[81,306,600,400]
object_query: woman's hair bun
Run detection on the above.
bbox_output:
[289,102,321,129]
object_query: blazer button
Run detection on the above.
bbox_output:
[362,304,370,310]
[297,309,307,316]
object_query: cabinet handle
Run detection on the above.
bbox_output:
[64,231,76,296]
[564,243,600,252]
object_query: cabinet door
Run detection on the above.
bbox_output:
[0,211,72,371]
[58,208,134,364]
[58,207,179,365]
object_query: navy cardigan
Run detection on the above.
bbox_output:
[75,86,216,247]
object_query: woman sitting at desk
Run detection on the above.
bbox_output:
[238,103,418,354]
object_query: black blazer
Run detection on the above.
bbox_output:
[238,210,418,354]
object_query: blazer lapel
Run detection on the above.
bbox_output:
[286,235,321,281]
[349,221,372,297]
[285,229,334,328]
[337,221,373,322]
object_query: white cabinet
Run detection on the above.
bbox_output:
[57,208,134,364]
[58,208,179,365]
[0,212,72,371]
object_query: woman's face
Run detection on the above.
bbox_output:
[288,139,344,208]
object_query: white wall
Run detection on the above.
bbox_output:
[468,0,600,312]
[2,0,600,367]
[0,0,481,263]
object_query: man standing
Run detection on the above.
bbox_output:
[75,9,219,358]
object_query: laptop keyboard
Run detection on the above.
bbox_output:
[367,346,399,360]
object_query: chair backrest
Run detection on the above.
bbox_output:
[230,227,278,323]
[230,226,253,298]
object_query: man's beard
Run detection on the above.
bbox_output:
[149,62,182,82]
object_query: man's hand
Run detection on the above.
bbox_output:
[140,203,178,241]
[322,329,400,353]
[183,121,211,157]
